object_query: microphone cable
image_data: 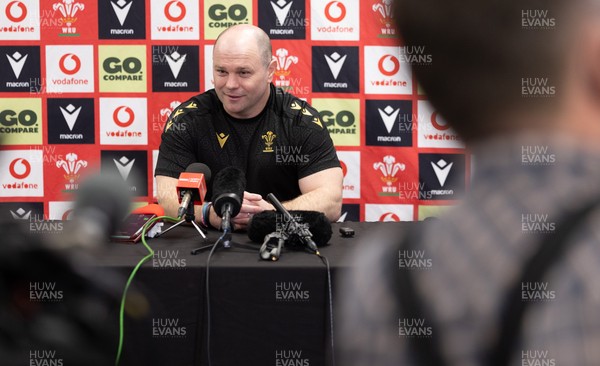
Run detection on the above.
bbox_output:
[204,228,229,366]
[115,214,179,366]
[316,251,336,366]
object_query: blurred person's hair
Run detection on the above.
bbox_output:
[394,0,583,142]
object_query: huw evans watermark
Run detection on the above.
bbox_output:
[152,318,187,338]
[30,282,63,302]
[30,350,63,366]
[399,249,432,269]
[521,349,556,366]
[275,350,310,366]
[521,282,556,302]
[275,282,310,302]
[521,145,556,165]
[521,214,556,234]
[398,318,432,338]
[153,249,186,269]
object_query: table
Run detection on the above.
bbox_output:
[94,221,413,366]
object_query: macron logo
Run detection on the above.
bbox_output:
[431,159,453,186]
[270,0,293,26]
[59,104,82,131]
[324,52,346,80]
[113,156,135,180]
[110,0,133,26]
[6,51,28,79]
[10,208,31,220]
[377,106,400,134]
[165,51,186,79]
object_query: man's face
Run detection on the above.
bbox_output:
[213,43,274,119]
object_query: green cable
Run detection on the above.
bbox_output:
[115,215,179,366]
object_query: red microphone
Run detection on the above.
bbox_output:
[176,163,212,218]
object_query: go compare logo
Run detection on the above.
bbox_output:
[99,45,146,92]
[0,98,42,145]
[204,0,252,39]
[312,98,360,146]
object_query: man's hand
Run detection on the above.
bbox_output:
[229,191,274,231]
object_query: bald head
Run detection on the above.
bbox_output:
[214,24,273,68]
[212,25,276,119]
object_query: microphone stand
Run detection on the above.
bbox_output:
[220,208,233,248]
[155,202,207,240]
[266,193,319,254]
[259,231,286,261]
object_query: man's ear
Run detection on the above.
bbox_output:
[267,56,276,83]
[584,21,600,101]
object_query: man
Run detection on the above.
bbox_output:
[340,0,600,365]
[155,25,343,230]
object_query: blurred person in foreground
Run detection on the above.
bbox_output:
[339,0,600,365]
[155,25,343,230]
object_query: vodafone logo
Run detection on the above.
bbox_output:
[47,45,93,93]
[324,1,346,22]
[380,212,401,222]
[340,160,347,177]
[62,209,74,221]
[100,97,147,145]
[431,112,450,131]
[5,1,27,23]
[165,0,186,22]
[1,150,42,195]
[59,54,82,75]
[113,106,135,127]
[9,158,31,179]
[378,54,400,76]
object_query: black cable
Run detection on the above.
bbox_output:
[205,230,227,366]
[190,244,215,254]
[317,253,335,366]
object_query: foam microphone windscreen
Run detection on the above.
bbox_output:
[248,210,332,247]
[73,173,132,237]
[212,167,246,217]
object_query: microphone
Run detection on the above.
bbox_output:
[52,172,133,250]
[212,167,246,238]
[248,210,333,247]
[0,173,129,365]
[265,193,323,253]
[176,163,212,219]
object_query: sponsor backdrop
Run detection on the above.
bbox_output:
[0,0,469,223]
